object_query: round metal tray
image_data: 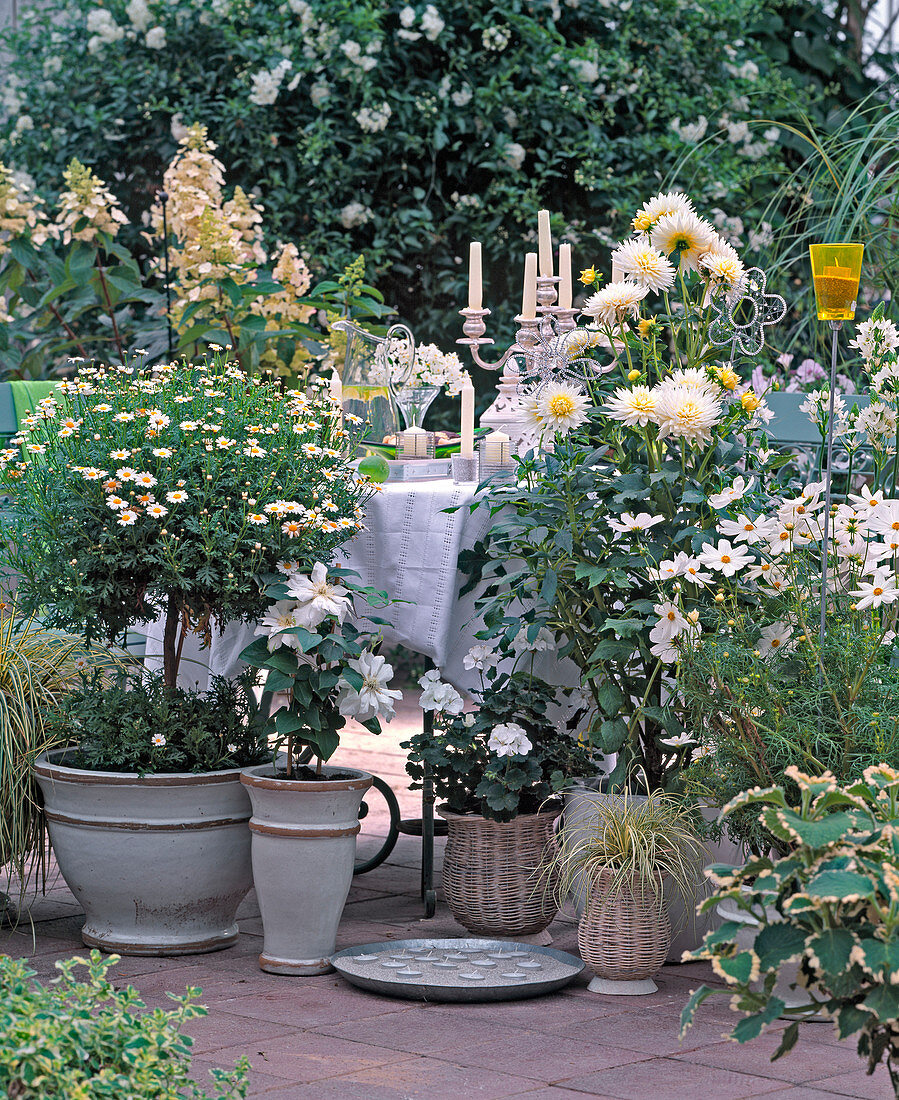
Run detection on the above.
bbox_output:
[331,937,585,1002]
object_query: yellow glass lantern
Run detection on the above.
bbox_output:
[808,243,864,321]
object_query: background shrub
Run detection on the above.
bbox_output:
[0,0,893,384]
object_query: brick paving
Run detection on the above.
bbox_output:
[1,694,892,1099]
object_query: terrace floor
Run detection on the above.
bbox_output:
[1,695,892,1099]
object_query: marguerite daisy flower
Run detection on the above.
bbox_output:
[117,467,137,481]
[243,445,266,457]
[106,496,128,510]
[133,472,157,488]
[145,503,168,518]
[117,509,138,526]
[247,513,268,525]
[166,490,189,504]
[281,520,304,538]
[152,447,173,458]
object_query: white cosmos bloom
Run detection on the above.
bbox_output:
[851,571,899,611]
[718,514,776,545]
[868,503,899,538]
[849,485,886,513]
[653,600,689,642]
[487,722,533,758]
[335,651,402,723]
[581,281,649,326]
[463,644,498,672]
[650,210,716,272]
[607,512,666,535]
[418,668,464,714]
[650,619,700,663]
[758,621,793,656]
[610,238,676,292]
[660,732,695,748]
[286,562,352,628]
[696,538,754,576]
[522,382,590,437]
[256,600,303,652]
[603,385,657,427]
[708,476,753,510]
[652,380,721,445]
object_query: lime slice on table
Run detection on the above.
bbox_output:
[357,454,390,483]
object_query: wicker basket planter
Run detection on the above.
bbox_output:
[437,807,560,939]
[577,868,670,995]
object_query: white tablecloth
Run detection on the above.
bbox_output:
[144,479,494,692]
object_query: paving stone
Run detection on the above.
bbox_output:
[561,1056,794,1098]
[672,1027,861,1083]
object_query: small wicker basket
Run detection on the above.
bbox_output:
[578,868,670,983]
[437,807,561,937]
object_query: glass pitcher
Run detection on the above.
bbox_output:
[329,319,416,447]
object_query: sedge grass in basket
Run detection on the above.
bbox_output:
[550,786,708,918]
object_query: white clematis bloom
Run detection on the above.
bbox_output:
[286,562,352,628]
[487,722,533,757]
[335,651,402,723]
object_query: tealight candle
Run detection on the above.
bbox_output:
[521,253,537,319]
[468,242,483,310]
[537,209,553,277]
[400,427,428,458]
[460,381,475,458]
[483,429,511,465]
[559,242,572,309]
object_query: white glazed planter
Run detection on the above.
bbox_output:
[241,763,372,976]
[33,749,254,956]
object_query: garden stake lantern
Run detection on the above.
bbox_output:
[808,242,864,648]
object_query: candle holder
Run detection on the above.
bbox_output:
[478,436,515,483]
[458,274,586,452]
[398,428,436,460]
[808,243,864,651]
[451,453,479,484]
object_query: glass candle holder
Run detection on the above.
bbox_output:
[398,427,435,459]
[809,243,864,321]
[478,435,515,482]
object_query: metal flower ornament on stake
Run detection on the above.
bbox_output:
[707,266,787,367]
[808,243,864,648]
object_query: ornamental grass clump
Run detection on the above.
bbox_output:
[0,353,374,693]
[682,766,899,1098]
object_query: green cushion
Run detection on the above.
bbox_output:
[765,392,870,446]
[9,380,61,427]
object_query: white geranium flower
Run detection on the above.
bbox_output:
[286,562,351,628]
[463,644,498,672]
[512,626,555,653]
[256,600,303,653]
[335,652,402,723]
[463,712,476,728]
[487,722,533,758]
[419,669,465,714]
[696,539,754,577]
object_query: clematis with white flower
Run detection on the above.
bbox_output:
[335,651,403,723]
[286,562,352,628]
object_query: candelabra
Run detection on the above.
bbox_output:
[457,275,579,451]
